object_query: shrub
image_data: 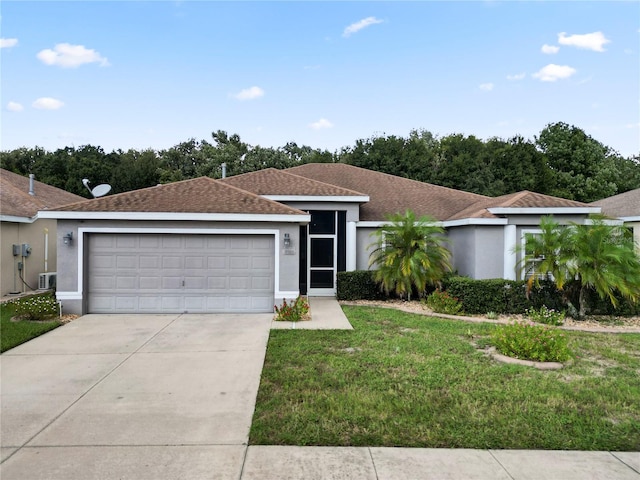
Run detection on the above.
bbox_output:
[336,270,386,300]
[424,290,463,315]
[443,277,531,314]
[491,321,571,363]
[526,305,565,326]
[274,296,310,322]
[13,293,59,321]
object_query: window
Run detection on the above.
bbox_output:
[521,229,545,280]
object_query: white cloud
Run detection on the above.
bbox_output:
[309,118,334,130]
[541,44,559,54]
[532,64,576,82]
[7,101,24,112]
[232,86,265,101]
[32,97,64,110]
[558,31,610,52]
[343,17,383,38]
[37,43,109,68]
[479,83,494,91]
[1,38,18,48]
[506,73,525,81]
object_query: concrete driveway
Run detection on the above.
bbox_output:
[1,313,272,480]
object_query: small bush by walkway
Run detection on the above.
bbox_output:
[250,306,640,450]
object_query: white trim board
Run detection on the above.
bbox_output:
[488,207,600,215]
[264,195,369,203]
[38,211,310,223]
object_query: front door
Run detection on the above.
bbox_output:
[308,210,337,296]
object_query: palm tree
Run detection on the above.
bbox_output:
[520,215,640,317]
[369,210,452,300]
[519,216,573,291]
[567,216,640,317]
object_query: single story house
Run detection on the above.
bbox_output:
[39,164,600,315]
[591,188,640,249]
[0,169,84,297]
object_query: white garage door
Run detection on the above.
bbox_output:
[87,233,275,313]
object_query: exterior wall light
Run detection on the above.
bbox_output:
[63,232,73,245]
[283,233,291,248]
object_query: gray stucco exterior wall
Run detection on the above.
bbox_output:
[447,226,504,279]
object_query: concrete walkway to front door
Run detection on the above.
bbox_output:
[1,313,272,479]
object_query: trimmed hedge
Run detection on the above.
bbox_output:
[441,277,531,314]
[337,271,639,317]
[336,270,385,301]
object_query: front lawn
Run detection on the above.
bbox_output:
[250,306,640,451]
[1,301,61,353]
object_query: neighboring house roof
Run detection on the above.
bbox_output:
[286,163,490,221]
[0,169,84,219]
[449,191,595,220]
[220,168,368,199]
[591,189,640,220]
[48,176,305,216]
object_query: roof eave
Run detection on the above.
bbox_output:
[0,214,36,224]
[263,195,370,203]
[487,207,601,215]
[37,211,311,223]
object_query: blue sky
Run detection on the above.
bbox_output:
[2,1,639,157]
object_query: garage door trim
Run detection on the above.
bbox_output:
[56,227,297,302]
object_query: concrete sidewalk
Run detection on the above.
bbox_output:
[241,446,640,479]
[271,296,353,330]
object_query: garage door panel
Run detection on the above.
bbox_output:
[139,297,162,310]
[162,256,183,269]
[116,236,137,248]
[116,276,136,289]
[88,234,275,313]
[184,277,206,289]
[91,276,115,290]
[161,297,183,310]
[162,236,182,249]
[115,297,137,311]
[139,236,160,248]
[139,256,160,268]
[162,276,183,289]
[139,276,161,289]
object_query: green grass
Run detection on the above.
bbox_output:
[1,301,61,353]
[250,306,640,450]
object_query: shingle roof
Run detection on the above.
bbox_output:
[286,163,490,221]
[0,169,84,218]
[591,189,640,218]
[449,191,592,220]
[52,176,305,215]
[220,168,367,197]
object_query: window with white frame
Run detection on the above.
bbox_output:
[520,228,544,280]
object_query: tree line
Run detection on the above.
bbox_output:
[2,122,638,203]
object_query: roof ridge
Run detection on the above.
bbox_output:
[288,163,490,200]
[278,169,368,196]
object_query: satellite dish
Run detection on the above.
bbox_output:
[82,178,112,198]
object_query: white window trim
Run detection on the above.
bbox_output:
[520,228,544,281]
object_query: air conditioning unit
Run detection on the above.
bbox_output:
[38,272,57,290]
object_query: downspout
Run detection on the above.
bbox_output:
[44,228,49,272]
